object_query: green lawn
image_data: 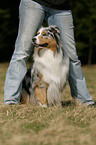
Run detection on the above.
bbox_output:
[0,63,96,145]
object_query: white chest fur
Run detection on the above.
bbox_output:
[34,49,69,89]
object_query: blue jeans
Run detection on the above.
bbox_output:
[4,0,94,105]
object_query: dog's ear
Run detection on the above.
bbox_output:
[49,25,60,35]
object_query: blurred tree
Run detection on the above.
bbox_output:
[0,9,10,60]
[71,0,96,64]
[0,1,19,62]
[0,0,96,64]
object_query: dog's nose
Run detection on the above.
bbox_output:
[32,38,36,42]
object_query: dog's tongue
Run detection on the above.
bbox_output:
[33,43,38,46]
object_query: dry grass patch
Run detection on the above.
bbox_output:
[0,63,96,145]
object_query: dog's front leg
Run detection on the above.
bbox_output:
[47,83,61,106]
[35,87,47,107]
[29,87,36,105]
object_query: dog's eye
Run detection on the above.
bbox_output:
[42,33,46,36]
[37,32,40,35]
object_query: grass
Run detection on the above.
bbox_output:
[0,63,96,145]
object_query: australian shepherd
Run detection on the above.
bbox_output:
[21,25,69,107]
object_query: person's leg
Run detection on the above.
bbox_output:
[47,9,94,105]
[4,0,45,104]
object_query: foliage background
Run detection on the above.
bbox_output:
[0,0,96,64]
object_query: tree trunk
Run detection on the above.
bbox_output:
[88,37,93,65]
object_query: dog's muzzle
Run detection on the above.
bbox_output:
[32,38,48,47]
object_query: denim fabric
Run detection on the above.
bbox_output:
[4,0,94,105]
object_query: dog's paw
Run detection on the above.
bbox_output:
[36,98,47,108]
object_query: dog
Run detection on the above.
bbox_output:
[21,25,69,107]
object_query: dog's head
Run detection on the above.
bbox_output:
[32,25,62,55]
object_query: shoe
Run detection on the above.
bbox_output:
[88,102,96,107]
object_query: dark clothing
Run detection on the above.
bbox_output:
[32,0,71,10]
